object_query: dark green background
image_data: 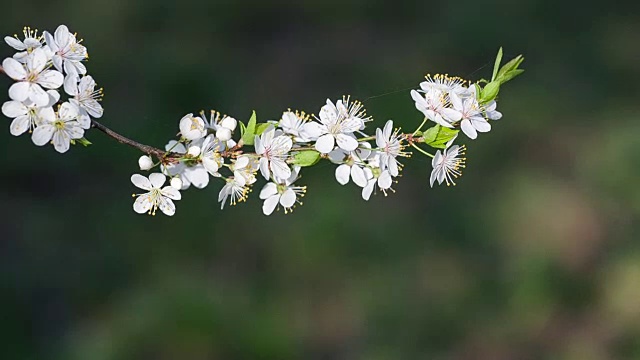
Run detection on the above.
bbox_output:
[2,1,640,359]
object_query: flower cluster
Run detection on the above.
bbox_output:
[1,25,524,217]
[2,25,102,153]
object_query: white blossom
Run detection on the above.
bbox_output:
[362,166,393,201]
[430,145,466,187]
[280,110,312,142]
[43,25,88,77]
[170,177,183,190]
[138,155,154,170]
[4,27,43,63]
[329,143,371,187]
[2,93,57,136]
[255,125,292,181]
[232,155,258,187]
[200,135,224,176]
[450,91,490,140]
[375,119,407,177]
[304,98,366,153]
[31,102,83,153]
[420,74,469,96]
[218,178,248,209]
[410,88,461,128]
[203,110,237,148]
[131,173,181,216]
[3,48,64,107]
[64,75,103,128]
[162,140,209,189]
[179,113,206,141]
[259,167,305,215]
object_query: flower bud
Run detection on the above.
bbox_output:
[221,116,237,131]
[187,145,201,157]
[170,177,183,190]
[216,127,232,142]
[138,155,154,170]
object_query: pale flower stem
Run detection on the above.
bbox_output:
[410,142,434,158]
[412,117,428,136]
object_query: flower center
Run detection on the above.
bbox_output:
[54,121,65,130]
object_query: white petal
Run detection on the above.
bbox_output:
[441,108,462,122]
[259,157,270,180]
[335,164,351,185]
[133,194,152,214]
[2,101,27,117]
[31,125,55,145]
[383,120,393,140]
[28,48,48,73]
[131,174,152,190]
[235,156,249,169]
[202,157,219,174]
[58,101,78,120]
[335,133,358,152]
[270,158,292,181]
[460,119,478,140]
[302,122,325,139]
[38,107,56,123]
[449,91,463,110]
[149,173,167,188]
[262,195,280,215]
[184,166,209,189]
[319,102,338,125]
[2,57,27,80]
[388,159,399,177]
[351,165,367,187]
[52,130,71,153]
[54,25,71,49]
[4,36,26,51]
[45,90,60,107]
[8,82,30,102]
[315,134,335,153]
[362,181,374,201]
[473,118,491,132]
[280,189,296,208]
[64,74,79,95]
[28,84,50,107]
[340,118,363,133]
[161,186,181,200]
[430,169,438,187]
[158,197,176,216]
[36,70,64,89]
[9,115,30,136]
[378,171,393,189]
[259,182,278,199]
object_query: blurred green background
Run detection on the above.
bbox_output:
[2,0,640,359]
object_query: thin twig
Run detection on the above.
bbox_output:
[90,119,169,159]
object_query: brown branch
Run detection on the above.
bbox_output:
[90,119,169,159]
[0,65,4,75]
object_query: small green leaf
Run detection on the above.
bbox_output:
[255,123,271,135]
[496,55,524,81]
[480,81,500,103]
[499,69,525,84]
[422,124,459,149]
[77,137,92,147]
[241,111,257,146]
[239,121,246,136]
[292,150,321,167]
[491,47,503,82]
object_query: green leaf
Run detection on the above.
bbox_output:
[491,47,503,82]
[499,69,525,84]
[496,55,524,82]
[239,121,246,136]
[480,81,500,103]
[422,124,459,149]
[255,123,271,135]
[241,111,257,146]
[77,137,92,147]
[292,150,321,167]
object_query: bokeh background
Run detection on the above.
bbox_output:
[1,0,640,359]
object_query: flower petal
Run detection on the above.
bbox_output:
[149,173,166,188]
[270,158,292,181]
[184,166,209,189]
[460,119,477,140]
[259,182,278,199]
[131,174,152,190]
[2,101,27,117]
[302,122,325,139]
[31,124,55,146]
[8,82,30,102]
[262,195,280,215]
[158,197,176,216]
[351,165,367,187]
[4,36,26,51]
[133,194,152,214]
[161,186,181,200]
[52,130,71,153]
[280,189,296,208]
[335,164,351,185]
[2,57,27,80]
[28,84,50,107]
[378,170,392,189]
[362,181,374,201]
[10,115,30,136]
[315,133,335,154]
[335,133,358,152]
